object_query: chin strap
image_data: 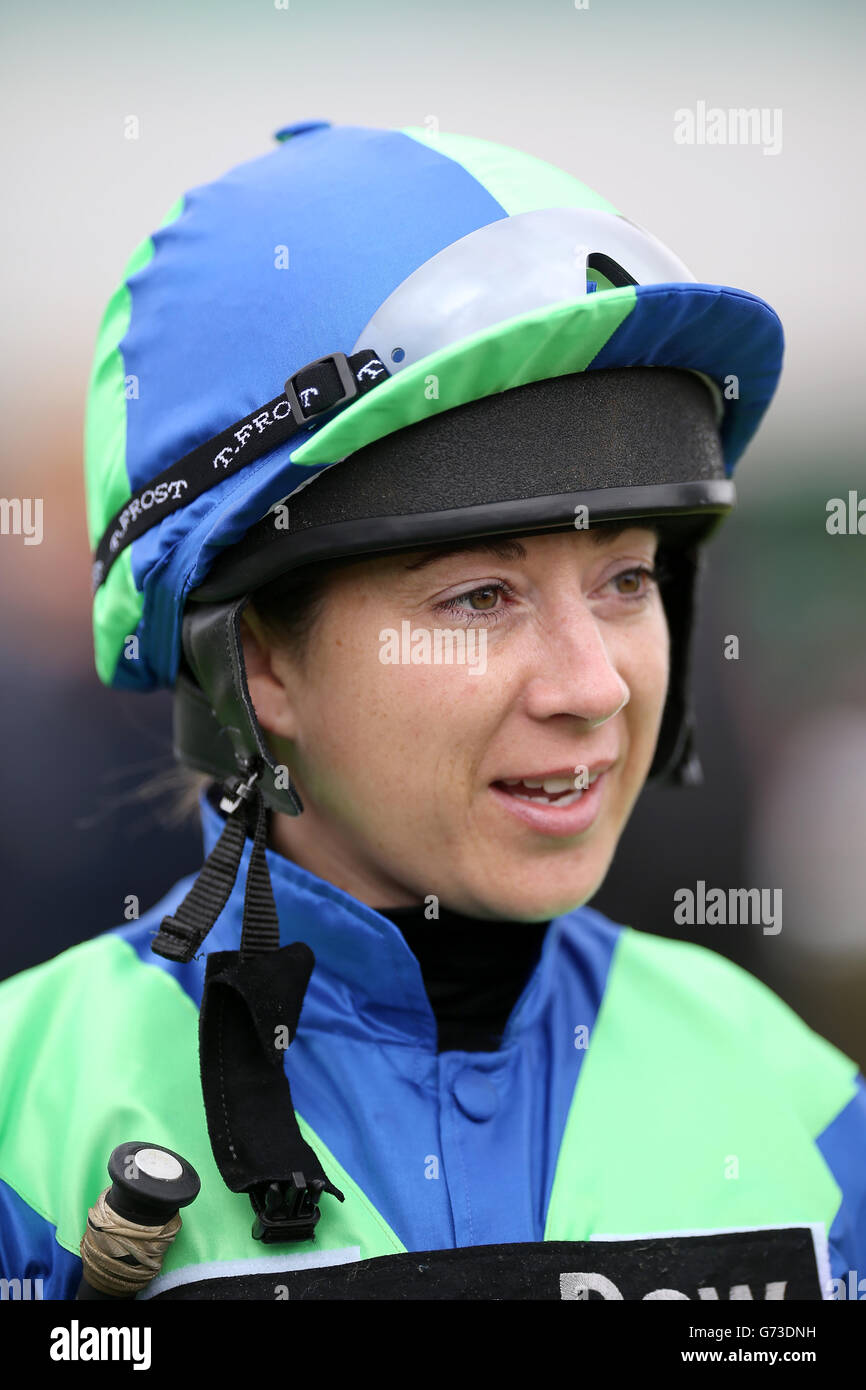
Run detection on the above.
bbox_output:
[151,763,344,1243]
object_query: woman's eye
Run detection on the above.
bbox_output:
[433,565,661,625]
[606,565,661,602]
[434,582,511,624]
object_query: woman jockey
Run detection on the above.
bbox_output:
[1,120,863,1302]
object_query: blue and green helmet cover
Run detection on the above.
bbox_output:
[84,120,784,692]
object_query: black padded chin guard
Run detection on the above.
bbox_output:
[174,596,304,817]
[648,540,706,788]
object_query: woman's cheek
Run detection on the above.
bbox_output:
[625,618,670,753]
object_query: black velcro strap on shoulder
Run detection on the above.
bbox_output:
[91,348,388,593]
[199,945,346,1214]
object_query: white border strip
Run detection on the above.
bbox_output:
[137,1245,362,1300]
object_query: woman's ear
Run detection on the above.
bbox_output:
[239,608,299,742]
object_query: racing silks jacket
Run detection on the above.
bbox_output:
[1,789,865,1301]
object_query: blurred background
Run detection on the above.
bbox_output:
[1,0,864,1065]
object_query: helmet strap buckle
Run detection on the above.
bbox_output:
[219,765,262,815]
[249,1175,325,1244]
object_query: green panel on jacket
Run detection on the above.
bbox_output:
[0,936,405,1273]
[545,927,856,1240]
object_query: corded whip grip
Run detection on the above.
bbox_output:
[77,1141,200,1300]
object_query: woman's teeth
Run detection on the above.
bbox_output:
[512,788,585,806]
[498,775,589,806]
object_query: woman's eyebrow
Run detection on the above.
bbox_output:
[401,523,658,573]
[402,539,528,572]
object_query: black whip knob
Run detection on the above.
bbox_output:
[76,1142,201,1300]
[106,1142,200,1224]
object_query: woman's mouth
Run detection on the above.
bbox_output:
[488,766,612,837]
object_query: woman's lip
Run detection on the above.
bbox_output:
[488,771,608,837]
[494,760,616,783]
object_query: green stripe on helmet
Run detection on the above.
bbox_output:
[400,126,620,217]
[289,286,637,469]
[92,547,139,685]
[85,196,186,686]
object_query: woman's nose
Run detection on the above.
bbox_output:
[519,602,631,728]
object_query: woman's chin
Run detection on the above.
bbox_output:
[448,873,603,923]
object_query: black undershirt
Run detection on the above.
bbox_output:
[374,902,551,1053]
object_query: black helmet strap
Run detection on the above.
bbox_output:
[91,348,389,595]
[152,732,345,1243]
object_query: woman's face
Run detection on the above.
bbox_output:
[242,526,669,920]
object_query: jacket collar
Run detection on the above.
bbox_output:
[198,788,567,1049]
